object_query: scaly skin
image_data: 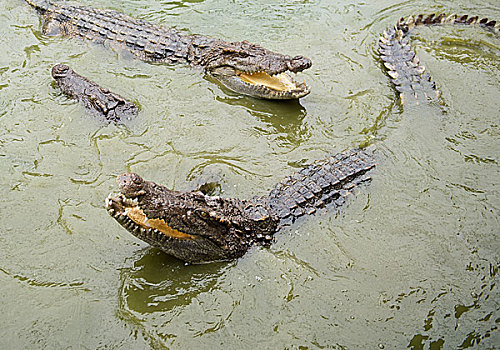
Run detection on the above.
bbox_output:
[25,0,311,99]
[51,64,138,123]
[379,13,499,106]
[106,148,375,263]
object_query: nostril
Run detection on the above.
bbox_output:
[287,57,310,72]
[290,55,312,70]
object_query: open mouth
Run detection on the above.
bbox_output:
[105,193,195,240]
[238,71,300,91]
[236,70,310,98]
[210,65,310,99]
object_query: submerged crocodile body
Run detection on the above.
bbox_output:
[379,13,499,105]
[26,0,311,99]
[52,64,138,123]
[106,148,375,263]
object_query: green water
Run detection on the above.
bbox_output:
[1,0,499,348]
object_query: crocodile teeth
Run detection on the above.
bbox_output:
[122,197,138,206]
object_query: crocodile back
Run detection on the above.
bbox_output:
[51,64,138,123]
[263,148,376,227]
[27,0,203,63]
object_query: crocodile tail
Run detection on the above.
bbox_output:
[407,14,499,33]
[25,0,51,12]
[379,13,499,106]
[264,147,376,227]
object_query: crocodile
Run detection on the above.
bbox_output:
[379,13,499,106]
[25,0,311,100]
[106,148,375,263]
[52,63,138,123]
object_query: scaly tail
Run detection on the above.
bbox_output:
[379,14,499,106]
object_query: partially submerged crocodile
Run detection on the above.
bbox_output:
[379,13,499,105]
[52,63,138,123]
[105,12,498,263]
[26,0,311,99]
[106,148,375,263]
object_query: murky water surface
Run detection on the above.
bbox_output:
[1,0,499,348]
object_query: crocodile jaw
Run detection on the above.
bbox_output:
[211,67,310,99]
[105,172,240,263]
[105,193,196,240]
[106,192,234,263]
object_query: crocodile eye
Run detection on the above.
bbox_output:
[195,210,208,218]
[132,175,142,184]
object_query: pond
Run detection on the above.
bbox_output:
[0,0,499,348]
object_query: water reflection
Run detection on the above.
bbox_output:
[119,248,230,315]
[216,92,309,145]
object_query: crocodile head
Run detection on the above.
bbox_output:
[203,40,312,99]
[105,173,277,263]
